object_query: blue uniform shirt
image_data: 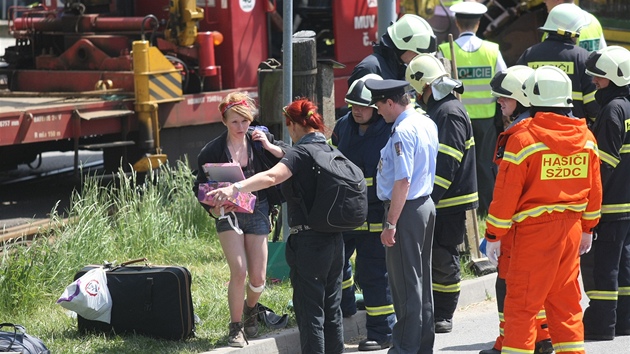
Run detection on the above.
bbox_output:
[377,108,439,201]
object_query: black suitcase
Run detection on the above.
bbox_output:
[75,258,195,340]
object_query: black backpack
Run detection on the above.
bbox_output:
[297,144,368,233]
[0,323,50,354]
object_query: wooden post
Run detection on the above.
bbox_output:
[257,30,337,140]
[316,60,342,137]
[316,61,334,133]
[292,30,318,103]
[291,30,337,136]
[257,59,285,139]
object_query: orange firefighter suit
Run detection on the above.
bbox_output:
[485,112,602,354]
[489,118,552,352]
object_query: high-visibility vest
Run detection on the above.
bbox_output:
[576,13,605,52]
[439,40,499,119]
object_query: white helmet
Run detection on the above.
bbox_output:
[387,14,437,54]
[585,45,630,87]
[406,54,448,92]
[346,74,383,108]
[539,3,591,38]
[522,66,573,108]
[490,65,535,107]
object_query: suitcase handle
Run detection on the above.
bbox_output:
[120,258,150,267]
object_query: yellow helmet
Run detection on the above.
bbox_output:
[387,14,437,54]
[522,66,573,108]
[539,3,590,38]
[405,54,448,92]
[490,65,535,107]
[585,46,630,87]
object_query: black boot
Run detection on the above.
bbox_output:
[243,301,259,338]
[228,321,248,347]
[534,339,554,353]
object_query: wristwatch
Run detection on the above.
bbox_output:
[234,182,243,192]
[385,221,396,230]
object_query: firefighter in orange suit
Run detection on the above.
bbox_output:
[484,65,602,354]
[479,65,553,354]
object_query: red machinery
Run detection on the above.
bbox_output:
[0,0,382,172]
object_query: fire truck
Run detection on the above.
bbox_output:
[0,0,384,172]
[1,0,627,174]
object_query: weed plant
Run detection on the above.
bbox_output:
[0,161,294,353]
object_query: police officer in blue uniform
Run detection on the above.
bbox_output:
[332,74,396,351]
[365,78,439,354]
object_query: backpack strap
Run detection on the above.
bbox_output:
[294,143,338,222]
[0,323,18,349]
[294,144,314,221]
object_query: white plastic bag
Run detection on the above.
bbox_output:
[56,267,112,323]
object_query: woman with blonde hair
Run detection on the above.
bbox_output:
[209,98,346,354]
[194,91,287,347]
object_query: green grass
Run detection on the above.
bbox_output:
[0,161,294,353]
[0,160,490,353]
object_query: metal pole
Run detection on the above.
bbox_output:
[377,0,397,41]
[282,1,293,140]
[281,0,293,241]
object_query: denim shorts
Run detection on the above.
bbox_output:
[215,199,270,235]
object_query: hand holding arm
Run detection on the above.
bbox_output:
[252,130,284,158]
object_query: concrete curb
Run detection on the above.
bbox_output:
[456,272,497,308]
[204,273,497,354]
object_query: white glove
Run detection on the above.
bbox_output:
[485,240,501,266]
[580,232,593,255]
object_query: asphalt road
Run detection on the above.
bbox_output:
[350,298,630,354]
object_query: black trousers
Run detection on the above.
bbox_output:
[286,231,345,354]
[432,211,466,321]
[471,118,498,216]
[582,219,630,336]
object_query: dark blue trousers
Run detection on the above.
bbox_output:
[341,231,395,343]
[582,219,630,337]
